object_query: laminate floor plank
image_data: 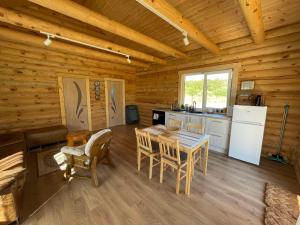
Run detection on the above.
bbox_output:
[21,125,300,225]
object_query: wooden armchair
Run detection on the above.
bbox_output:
[0,152,26,225]
[61,129,113,187]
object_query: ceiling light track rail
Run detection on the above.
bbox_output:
[135,0,190,46]
[40,31,132,63]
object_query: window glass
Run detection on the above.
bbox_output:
[184,74,204,106]
[182,70,231,109]
[206,72,229,108]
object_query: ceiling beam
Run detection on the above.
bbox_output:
[27,0,186,58]
[239,0,265,44]
[135,0,220,54]
[0,26,149,68]
[0,6,166,65]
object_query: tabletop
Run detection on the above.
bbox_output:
[142,125,209,152]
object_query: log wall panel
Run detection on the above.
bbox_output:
[0,39,136,134]
[136,25,300,161]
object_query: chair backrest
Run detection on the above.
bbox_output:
[158,135,181,165]
[85,129,112,158]
[187,122,205,134]
[169,119,182,129]
[135,128,153,153]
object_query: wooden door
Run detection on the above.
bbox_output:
[62,77,89,131]
[105,79,125,127]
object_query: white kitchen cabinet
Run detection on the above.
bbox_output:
[165,111,231,154]
[165,112,187,129]
[205,118,231,154]
[188,114,204,125]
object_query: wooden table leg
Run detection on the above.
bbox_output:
[203,141,209,175]
[185,151,192,195]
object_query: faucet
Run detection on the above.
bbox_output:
[192,101,196,111]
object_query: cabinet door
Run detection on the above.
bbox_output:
[165,112,181,127]
[175,114,188,129]
[188,115,204,124]
[205,118,229,135]
[188,115,205,131]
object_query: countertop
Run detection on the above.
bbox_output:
[152,108,232,120]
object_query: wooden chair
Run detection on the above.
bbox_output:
[187,122,207,176]
[158,135,187,194]
[0,152,26,225]
[61,129,113,187]
[168,119,183,129]
[135,128,160,179]
[187,122,205,134]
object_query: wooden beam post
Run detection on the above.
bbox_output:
[28,0,186,58]
[239,0,265,44]
[135,0,220,54]
[0,26,149,68]
[0,6,166,65]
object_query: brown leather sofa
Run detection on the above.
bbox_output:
[25,125,68,150]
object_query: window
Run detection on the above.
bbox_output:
[181,69,232,110]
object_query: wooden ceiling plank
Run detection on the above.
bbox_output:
[239,0,265,44]
[135,0,220,54]
[0,6,166,65]
[0,26,149,69]
[27,0,186,58]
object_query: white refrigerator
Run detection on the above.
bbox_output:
[229,105,267,165]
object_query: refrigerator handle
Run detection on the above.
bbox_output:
[233,120,263,126]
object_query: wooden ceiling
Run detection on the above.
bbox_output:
[0,0,299,62]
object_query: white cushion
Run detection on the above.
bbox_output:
[61,145,85,156]
[84,129,111,157]
[53,152,67,171]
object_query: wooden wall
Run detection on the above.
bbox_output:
[136,23,300,161]
[0,37,136,134]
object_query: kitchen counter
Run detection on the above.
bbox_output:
[152,108,232,120]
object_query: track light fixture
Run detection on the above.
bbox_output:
[136,0,190,46]
[127,56,132,64]
[43,34,52,46]
[40,31,132,64]
[183,32,190,46]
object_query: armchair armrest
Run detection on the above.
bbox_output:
[61,145,85,156]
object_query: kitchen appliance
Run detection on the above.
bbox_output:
[229,105,267,165]
[152,110,165,125]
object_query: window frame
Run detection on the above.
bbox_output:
[178,64,240,112]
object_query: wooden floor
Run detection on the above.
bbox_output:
[21,125,300,225]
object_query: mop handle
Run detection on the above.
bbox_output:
[278,104,289,153]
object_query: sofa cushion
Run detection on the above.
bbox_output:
[25,125,67,150]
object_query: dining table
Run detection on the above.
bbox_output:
[142,124,210,195]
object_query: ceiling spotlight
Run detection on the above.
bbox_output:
[127,56,131,64]
[43,35,52,46]
[183,33,190,46]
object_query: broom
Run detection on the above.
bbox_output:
[268,104,289,164]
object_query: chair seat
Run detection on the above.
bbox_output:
[61,145,85,156]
